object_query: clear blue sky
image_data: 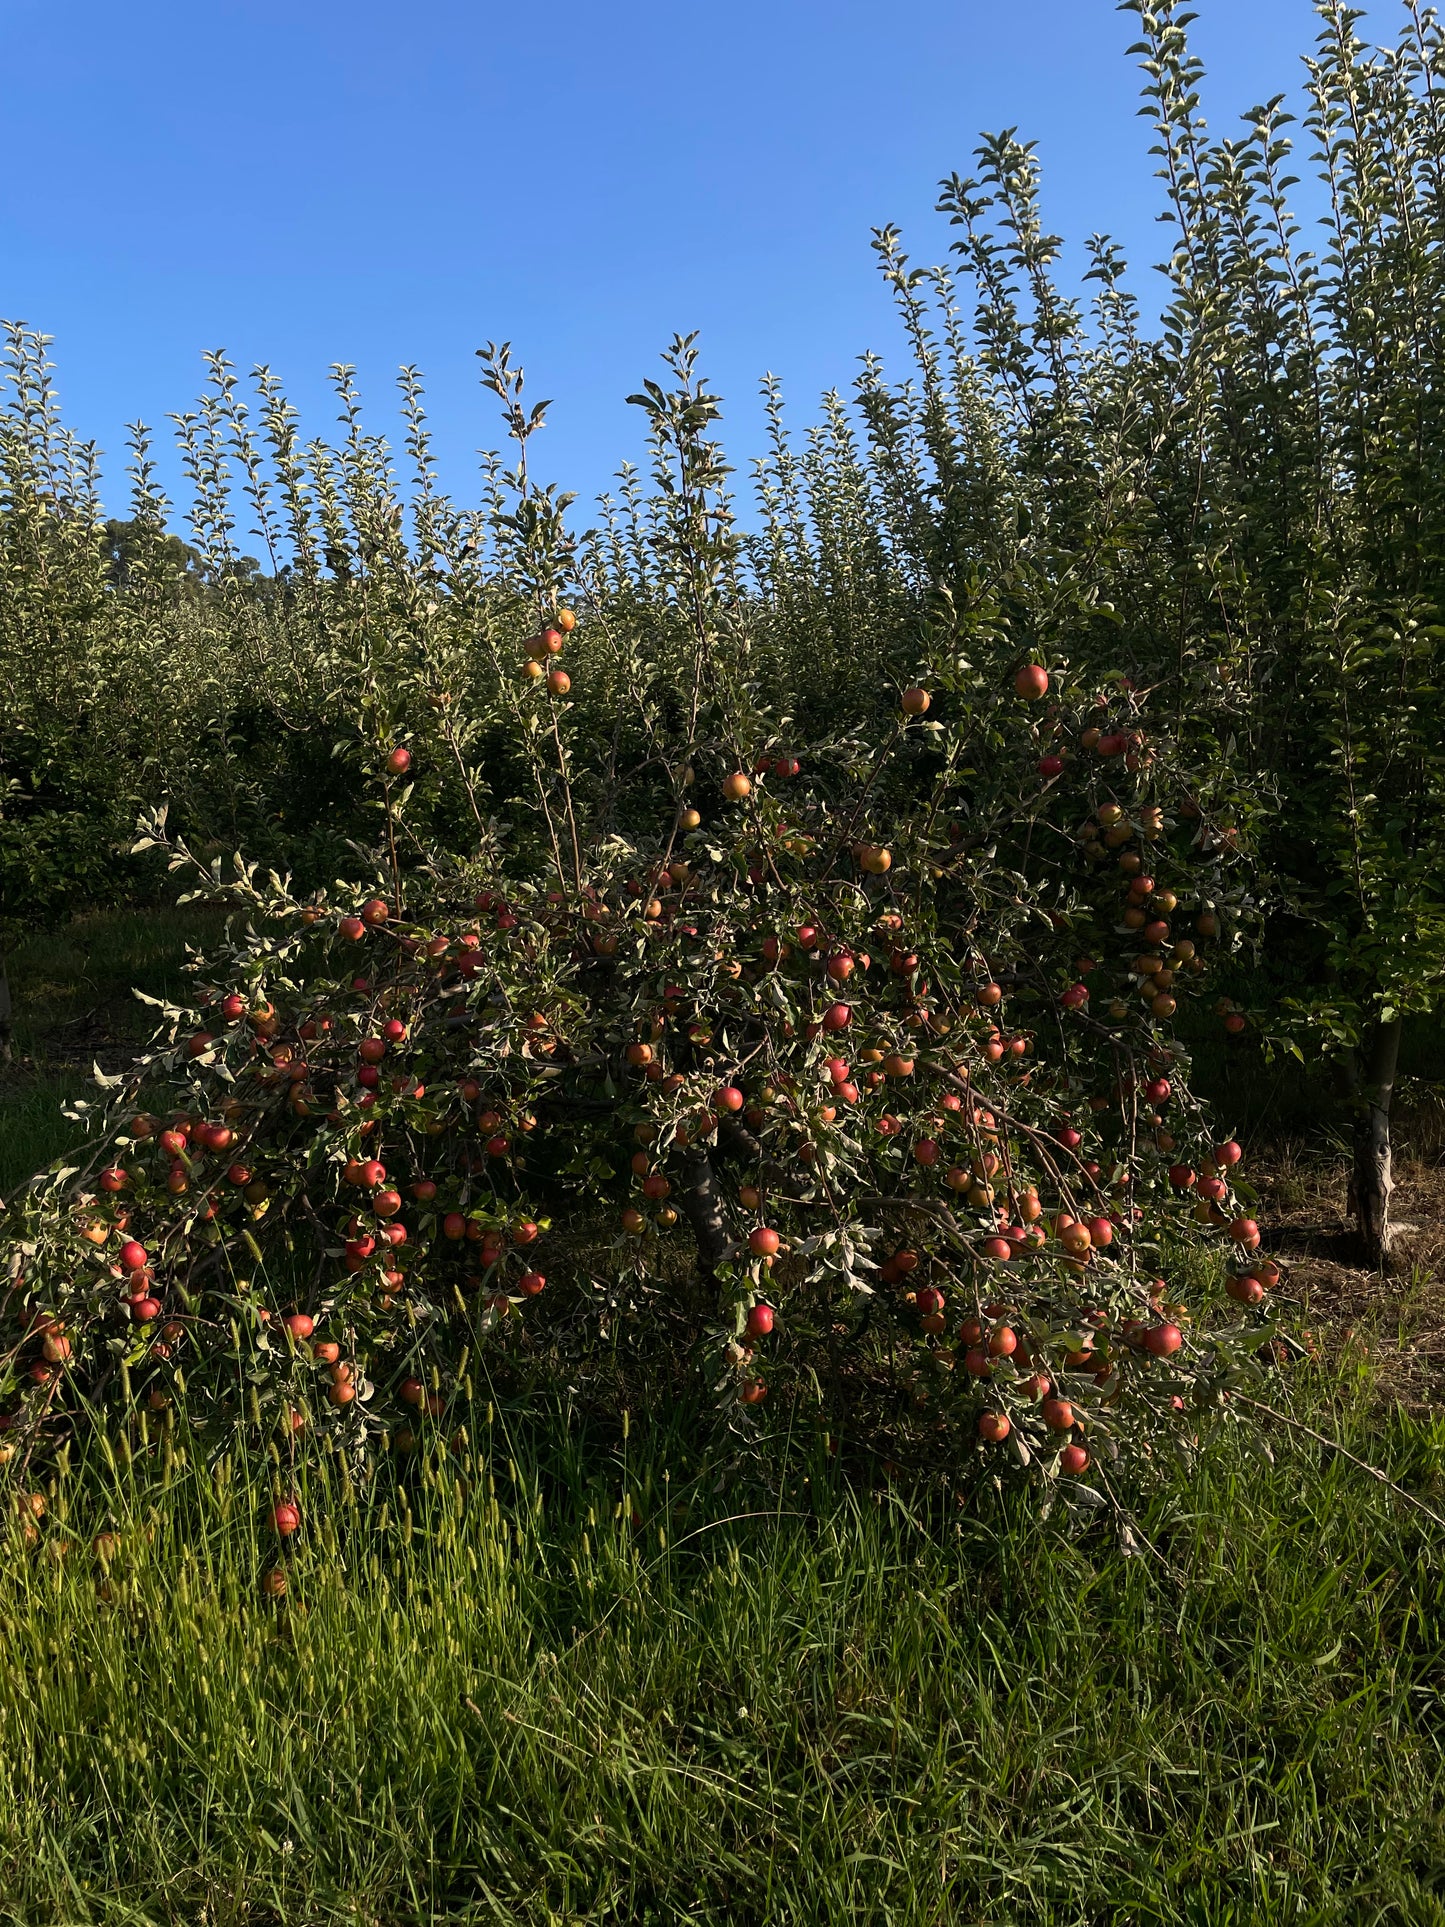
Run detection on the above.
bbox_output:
[0,0,1393,535]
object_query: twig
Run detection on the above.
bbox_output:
[1235,1393,1445,1531]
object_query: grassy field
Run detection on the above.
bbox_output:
[0,1353,1438,1926]
[2,911,1443,1924]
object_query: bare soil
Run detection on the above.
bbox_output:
[1252,1146,1445,1413]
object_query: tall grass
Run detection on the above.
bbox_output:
[1,1351,1440,1925]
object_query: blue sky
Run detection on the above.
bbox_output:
[0,0,1394,536]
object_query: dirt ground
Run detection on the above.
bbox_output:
[1252,1145,1445,1413]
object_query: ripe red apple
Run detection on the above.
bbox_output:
[1143,1323,1183,1357]
[746,1303,775,1338]
[977,1411,1011,1442]
[749,1227,781,1258]
[1014,664,1049,699]
[901,686,931,715]
[822,1003,851,1032]
[1038,754,1065,778]
[271,1502,301,1537]
[385,746,411,776]
[1059,1443,1091,1474]
[1042,1397,1075,1431]
[722,772,752,801]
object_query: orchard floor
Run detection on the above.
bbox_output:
[0,912,1442,1924]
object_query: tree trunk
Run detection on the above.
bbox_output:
[0,946,11,1066]
[1347,1015,1403,1270]
[676,1147,735,1281]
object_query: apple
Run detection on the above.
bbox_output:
[749,1227,781,1258]
[1143,1323,1182,1356]
[1014,664,1049,699]
[901,687,931,715]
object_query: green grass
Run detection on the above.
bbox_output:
[0,1356,1441,1925]
[0,906,227,1195]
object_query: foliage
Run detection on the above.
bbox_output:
[0,335,1273,1485]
